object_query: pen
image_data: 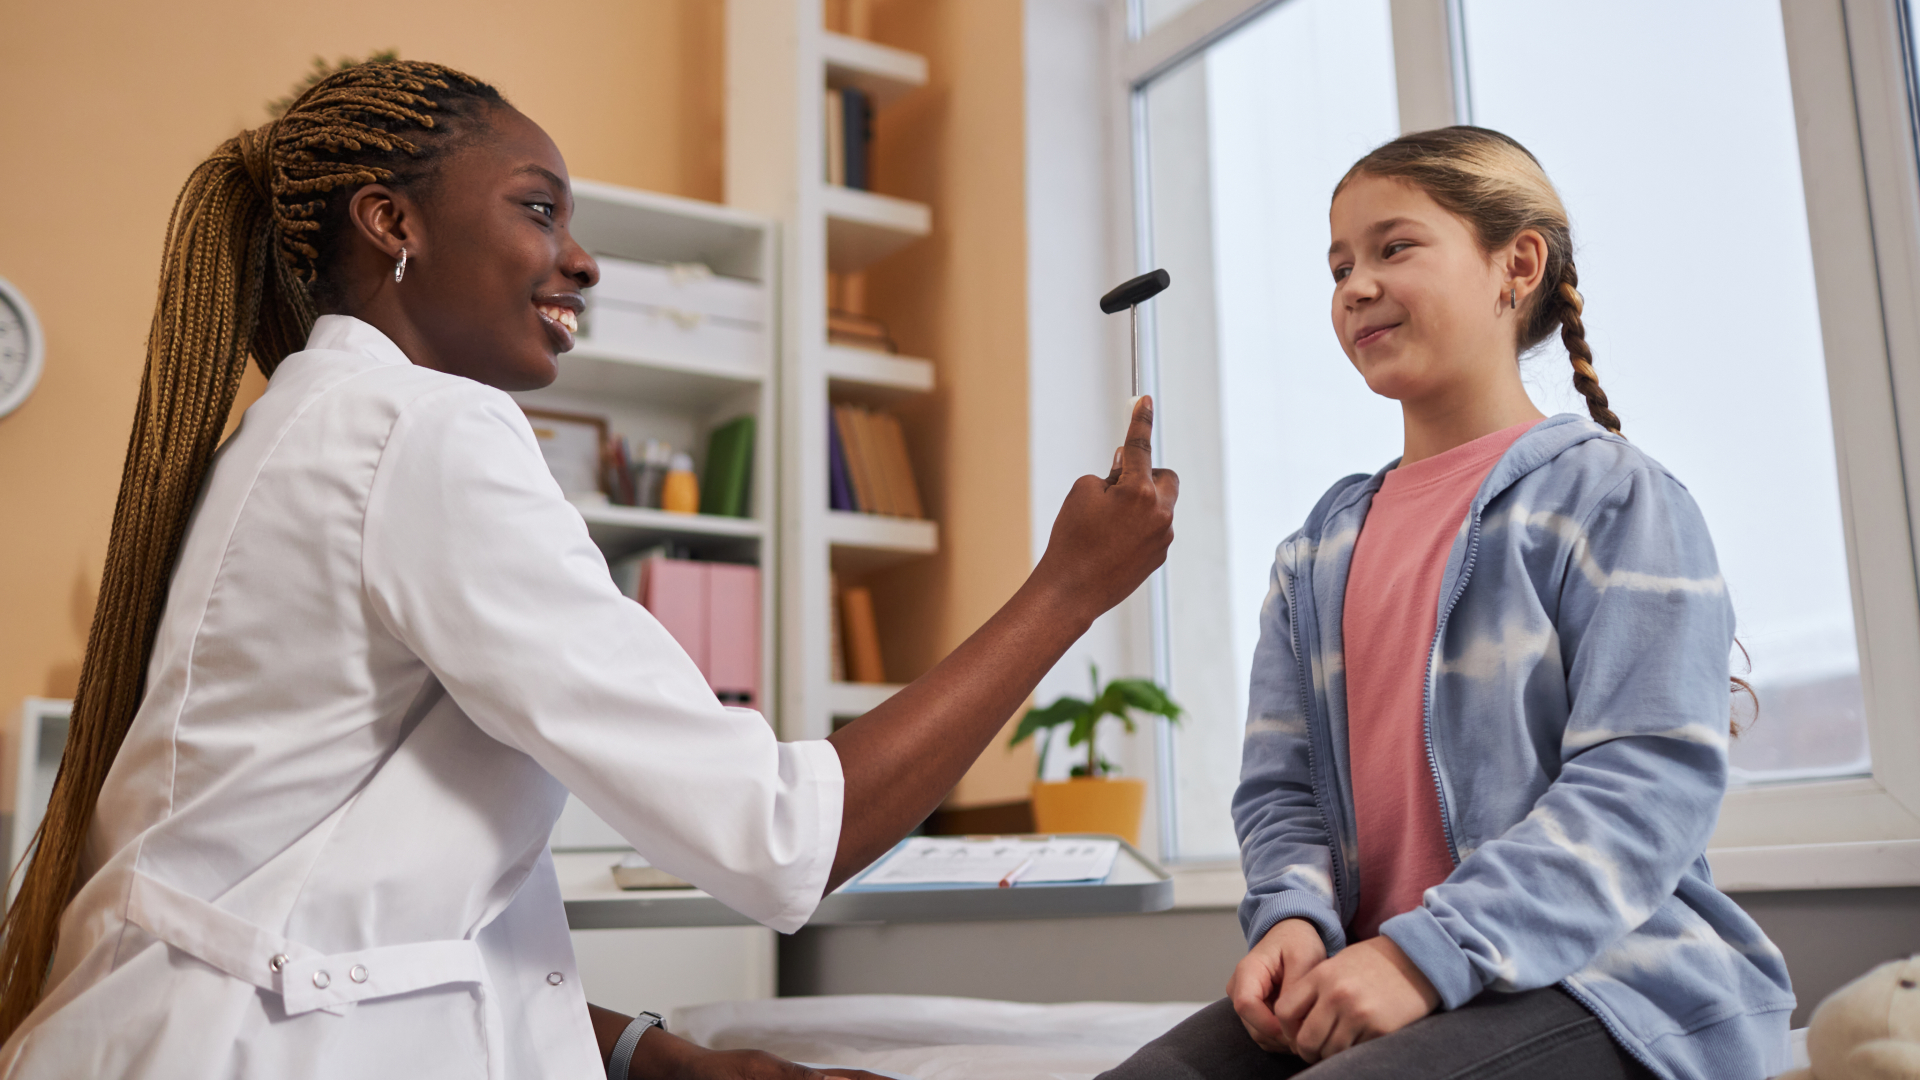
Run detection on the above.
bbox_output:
[999,857,1036,888]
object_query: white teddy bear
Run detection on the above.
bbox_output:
[1777,955,1920,1080]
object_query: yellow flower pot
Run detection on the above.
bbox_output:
[1029,776,1148,846]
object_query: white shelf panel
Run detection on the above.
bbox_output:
[826,510,939,572]
[824,186,932,272]
[824,345,935,398]
[827,681,906,718]
[572,179,769,282]
[551,343,764,413]
[822,32,928,107]
[577,502,765,559]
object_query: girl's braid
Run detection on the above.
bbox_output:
[1552,263,1620,435]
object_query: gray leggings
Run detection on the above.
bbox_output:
[1097,988,1657,1080]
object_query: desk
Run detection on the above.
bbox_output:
[559,840,1176,930]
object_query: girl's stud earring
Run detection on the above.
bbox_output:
[1510,285,1517,310]
[394,248,409,284]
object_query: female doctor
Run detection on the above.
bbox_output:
[0,61,1178,1079]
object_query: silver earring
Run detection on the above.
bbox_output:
[394,248,409,284]
[1509,285,1517,310]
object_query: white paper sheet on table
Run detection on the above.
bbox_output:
[859,837,1120,886]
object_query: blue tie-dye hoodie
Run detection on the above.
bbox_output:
[1233,413,1795,1080]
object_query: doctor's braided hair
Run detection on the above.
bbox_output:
[1335,126,1621,435]
[0,59,504,1041]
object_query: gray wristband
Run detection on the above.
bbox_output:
[607,1011,665,1080]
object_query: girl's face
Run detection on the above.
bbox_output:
[1327,174,1517,407]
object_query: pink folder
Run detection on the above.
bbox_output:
[639,556,709,675]
[638,557,759,709]
[707,562,760,708]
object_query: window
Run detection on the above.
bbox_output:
[1457,0,1866,784]
[1138,0,1404,859]
[1121,0,1920,870]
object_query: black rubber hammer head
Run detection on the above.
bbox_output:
[1100,268,1171,314]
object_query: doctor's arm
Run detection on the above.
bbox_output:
[822,398,1178,890]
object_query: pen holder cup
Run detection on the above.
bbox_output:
[1029,777,1147,847]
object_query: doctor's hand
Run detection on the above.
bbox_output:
[1275,934,1440,1064]
[1032,395,1179,623]
[620,1024,890,1080]
[1228,917,1328,1053]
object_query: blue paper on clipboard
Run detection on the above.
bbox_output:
[844,836,1120,893]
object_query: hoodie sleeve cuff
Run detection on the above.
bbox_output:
[1380,905,1484,1010]
[1240,891,1347,956]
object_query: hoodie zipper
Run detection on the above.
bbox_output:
[1420,508,1481,866]
[1284,552,1351,919]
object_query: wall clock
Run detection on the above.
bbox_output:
[0,277,45,420]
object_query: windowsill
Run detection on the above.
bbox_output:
[1706,838,1920,892]
[1159,839,1920,909]
[1166,861,1246,910]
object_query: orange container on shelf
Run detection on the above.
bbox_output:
[660,452,699,514]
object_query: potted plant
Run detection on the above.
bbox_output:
[1009,665,1181,845]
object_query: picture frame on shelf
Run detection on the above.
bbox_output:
[521,407,609,499]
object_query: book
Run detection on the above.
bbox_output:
[700,415,755,517]
[829,573,846,683]
[869,411,924,519]
[843,86,872,190]
[840,584,887,684]
[826,309,896,353]
[828,406,858,512]
[824,88,846,186]
[834,404,883,515]
[611,851,692,891]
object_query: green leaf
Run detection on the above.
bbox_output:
[1109,678,1183,722]
[1010,697,1090,746]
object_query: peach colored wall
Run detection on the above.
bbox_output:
[858,0,1038,806]
[0,1,724,789]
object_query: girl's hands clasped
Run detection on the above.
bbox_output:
[1231,919,1440,1062]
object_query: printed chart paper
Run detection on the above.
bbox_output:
[860,837,1121,886]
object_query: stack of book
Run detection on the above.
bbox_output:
[829,404,924,518]
[613,552,761,708]
[827,308,896,353]
[823,86,874,190]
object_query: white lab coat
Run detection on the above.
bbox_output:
[0,317,843,1079]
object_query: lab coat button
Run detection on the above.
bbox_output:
[268,953,289,973]
[312,970,331,989]
[350,964,368,983]
[546,971,565,986]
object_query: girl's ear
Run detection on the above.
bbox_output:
[1503,228,1550,309]
[346,184,414,262]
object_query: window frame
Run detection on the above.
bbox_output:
[1112,0,1920,883]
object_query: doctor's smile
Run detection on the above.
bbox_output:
[8,2,1870,1074]
[0,56,1179,1080]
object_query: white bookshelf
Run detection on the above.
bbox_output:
[826,681,905,720]
[514,180,779,847]
[728,0,938,740]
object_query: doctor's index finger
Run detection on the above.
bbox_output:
[1114,396,1155,485]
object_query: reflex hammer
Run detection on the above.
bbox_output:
[1100,268,1171,404]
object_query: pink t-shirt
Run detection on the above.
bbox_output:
[1344,419,1537,941]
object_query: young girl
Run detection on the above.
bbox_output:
[1104,127,1793,1080]
[0,61,1177,1078]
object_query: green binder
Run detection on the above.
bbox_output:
[700,415,756,517]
